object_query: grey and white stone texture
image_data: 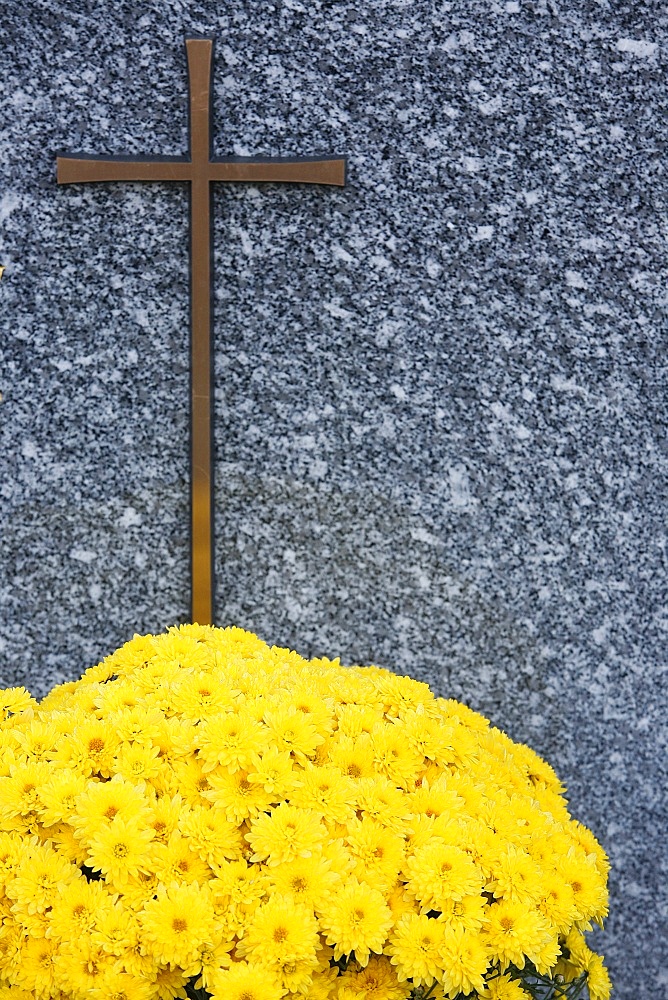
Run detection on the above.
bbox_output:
[1,1,666,995]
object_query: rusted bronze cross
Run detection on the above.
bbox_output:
[57,36,345,626]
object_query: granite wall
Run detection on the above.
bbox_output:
[1,1,666,994]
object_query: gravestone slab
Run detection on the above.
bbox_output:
[1,3,666,996]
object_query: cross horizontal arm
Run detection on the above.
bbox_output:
[208,157,346,186]
[57,155,346,187]
[57,155,191,184]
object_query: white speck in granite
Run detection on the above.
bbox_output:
[565,269,587,289]
[616,38,658,58]
[1,192,21,223]
[119,507,142,529]
[69,548,97,565]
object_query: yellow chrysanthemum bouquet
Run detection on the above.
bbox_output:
[0,624,612,1000]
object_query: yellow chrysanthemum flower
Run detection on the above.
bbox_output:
[191,931,234,990]
[320,877,393,967]
[266,852,341,911]
[10,933,59,996]
[150,830,212,885]
[210,959,283,1000]
[150,964,190,1000]
[437,892,488,931]
[11,718,60,763]
[46,876,112,939]
[404,813,464,854]
[152,714,197,760]
[368,722,423,789]
[237,892,319,970]
[400,708,463,767]
[371,672,433,718]
[387,912,446,986]
[338,955,412,999]
[170,670,235,721]
[0,830,22,885]
[140,881,215,968]
[86,815,155,884]
[114,740,163,783]
[537,871,578,934]
[569,819,610,878]
[263,704,325,762]
[336,702,385,737]
[52,717,120,777]
[245,801,326,865]
[354,775,407,832]
[484,899,551,972]
[5,840,78,914]
[408,776,467,822]
[344,815,405,893]
[483,972,533,999]
[145,792,183,843]
[121,868,162,912]
[53,934,117,995]
[171,753,215,804]
[0,760,51,826]
[210,855,268,913]
[405,840,483,909]
[95,967,157,1000]
[72,772,150,837]
[150,632,211,674]
[203,765,273,823]
[37,769,87,827]
[487,845,544,905]
[329,733,377,781]
[557,853,609,926]
[584,949,613,1000]
[288,763,357,825]
[179,802,243,863]
[94,680,141,714]
[285,685,335,735]
[245,744,297,799]
[439,924,489,997]
[0,688,35,720]
[299,965,340,999]
[90,898,140,957]
[386,879,419,923]
[198,710,268,773]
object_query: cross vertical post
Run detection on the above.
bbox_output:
[57,35,345,625]
[187,39,215,626]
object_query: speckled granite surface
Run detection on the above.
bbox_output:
[1,1,666,993]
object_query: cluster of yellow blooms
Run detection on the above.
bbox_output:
[0,625,611,1000]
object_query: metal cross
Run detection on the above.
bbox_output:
[57,36,345,626]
